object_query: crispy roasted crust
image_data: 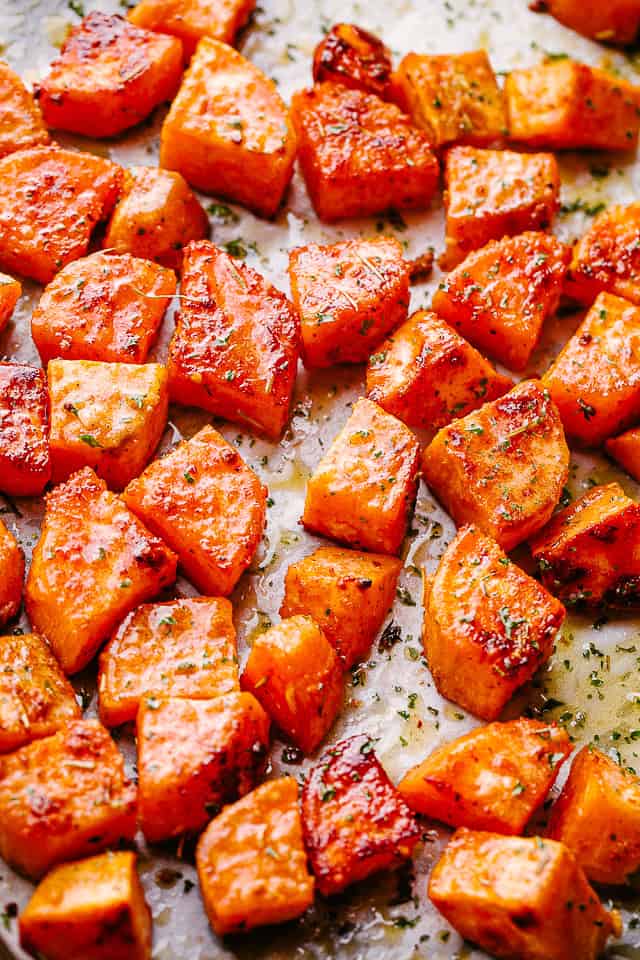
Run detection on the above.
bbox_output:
[312,23,393,100]
[0,362,50,496]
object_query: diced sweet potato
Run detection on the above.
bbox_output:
[160,38,295,217]
[137,692,269,841]
[432,232,570,371]
[442,146,560,267]
[301,734,420,896]
[280,545,401,668]
[288,236,409,367]
[429,829,621,960]
[25,467,177,675]
[0,632,80,754]
[167,241,299,439]
[0,719,137,878]
[607,426,640,481]
[242,615,343,754]
[48,359,168,490]
[394,50,506,148]
[35,11,183,138]
[196,777,314,935]
[506,60,640,151]
[547,746,640,884]
[123,424,266,595]
[290,81,439,222]
[422,380,569,551]
[103,166,209,269]
[530,481,640,607]
[542,0,640,45]
[129,0,255,59]
[312,23,393,100]
[398,718,570,833]
[0,61,49,159]
[0,272,20,334]
[0,363,50,497]
[423,525,565,720]
[565,202,640,307]
[20,851,151,960]
[31,251,176,366]
[0,520,23,627]
[366,310,512,431]
[99,596,239,727]
[303,397,420,555]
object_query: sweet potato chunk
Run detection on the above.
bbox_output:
[547,746,640,884]
[99,596,239,727]
[167,241,299,439]
[0,61,49,159]
[0,719,137,878]
[137,692,270,841]
[280,545,401,668]
[0,272,20,334]
[301,734,420,896]
[303,397,420,555]
[423,380,569,551]
[432,232,570,371]
[506,60,640,151]
[0,520,23,627]
[26,467,177,674]
[35,11,183,138]
[20,851,151,960]
[542,0,640,45]
[423,525,565,720]
[394,50,506,148]
[312,23,393,100]
[129,0,255,59]
[160,38,295,217]
[366,310,511,431]
[429,829,620,960]
[442,146,559,267]
[0,363,50,497]
[196,777,314,935]
[290,82,439,222]
[0,146,121,284]
[565,202,640,307]
[398,719,570,833]
[123,424,266,595]
[607,426,640,481]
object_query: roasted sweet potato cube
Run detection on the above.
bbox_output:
[167,241,299,439]
[442,146,560,267]
[542,0,640,45]
[0,61,48,159]
[288,236,409,367]
[565,202,640,307]
[0,719,137,878]
[432,232,570,371]
[129,0,255,59]
[547,746,640,884]
[123,424,266,595]
[607,426,640,481]
[160,38,295,218]
[280,545,401,668]
[301,734,420,896]
[366,310,512,431]
[303,397,420,555]
[20,851,151,960]
[196,777,314,935]
[0,363,50,497]
[398,718,570,833]
[505,60,640,151]
[25,467,177,675]
[429,829,620,960]
[35,11,183,138]
[423,525,565,720]
[31,251,176,365]
[0,146,121,284]
[103,166,209,269]
[0,520,23,627]
[99,596,239,727]
[394,50,506,148]
[0,273,20,333]
[312,23,393,100]
[138,692,270,841]
[290,82,439,222]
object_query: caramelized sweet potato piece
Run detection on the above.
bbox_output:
[129,0,255,59]
[607,426,640,481]
[303,397,420,555]
[429,829,620,960]
[0,272,20,333]
[290,82,439,222]
[25,467,177,674]
[160,38,296,217]
[423,525,565,720]
[196,777,314,935]
[398,718,570,833]
[0,61,48,159]
[0,363,50,497]
[0,520,23,627]
[167,241,299,439]
[123,424,266,595]
[312,23,393,100]
[432,232,570,371]
[0,719,137,878]
[565,202,640,307]
[20,851,151,960]
[542,0,640,44]
[301,734,420,896]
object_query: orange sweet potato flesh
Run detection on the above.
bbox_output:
[0,61,48,159]
[544,0,640,44]
[129,0,255,59]
[0,363,51,497]
[0,273,21,333]
[607,426,640,481]
[312,23,393,100]
[0,520,23,627]
[565,202,640,307]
